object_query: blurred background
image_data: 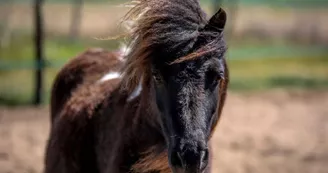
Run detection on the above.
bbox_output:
[0,0,327,173]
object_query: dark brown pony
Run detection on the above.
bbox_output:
[45,0,229,173]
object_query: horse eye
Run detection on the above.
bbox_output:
[211,78,219,87]
[153,73,163,83]
[205,70,221,90]
[153,75,161,82]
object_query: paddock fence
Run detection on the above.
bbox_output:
[0,0,327,105]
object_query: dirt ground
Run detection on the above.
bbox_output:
[0,90,328,173]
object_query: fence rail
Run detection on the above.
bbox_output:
[1,44,327,71]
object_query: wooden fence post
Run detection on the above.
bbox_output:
[33,0,44,105]
[0,0,14,48]
[69,0,84,41]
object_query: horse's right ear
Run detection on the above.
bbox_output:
[205,8,227,32]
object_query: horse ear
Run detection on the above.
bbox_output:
[205,8,227,32]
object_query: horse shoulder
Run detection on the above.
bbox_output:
[59,78,121,122]
[50,48,123,122]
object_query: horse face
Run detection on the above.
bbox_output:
[152,56,225,173]
[151,9,227,173]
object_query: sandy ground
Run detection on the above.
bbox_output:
[0,90,328,173]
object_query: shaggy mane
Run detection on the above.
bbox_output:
[119,0,212,91]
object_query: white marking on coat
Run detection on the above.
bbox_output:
[116,43,131,62]
[99,72,121,83]
[127,79,143,102]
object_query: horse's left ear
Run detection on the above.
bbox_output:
[205,8,227,32]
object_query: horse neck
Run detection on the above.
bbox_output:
[120,81,170,172]
[124,81,165,147]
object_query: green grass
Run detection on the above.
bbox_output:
[1,57,327,105]
[0,33,121,105]
[228,56,328,78]
[0,32,119,61]
[0,69,57,105]
[0,33,328,105]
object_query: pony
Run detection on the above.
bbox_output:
[44,0,229,173]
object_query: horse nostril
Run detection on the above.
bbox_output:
[201,149,209,162]
[170,148,209,172]
[170,151,184,168]
[200,149,209,171]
